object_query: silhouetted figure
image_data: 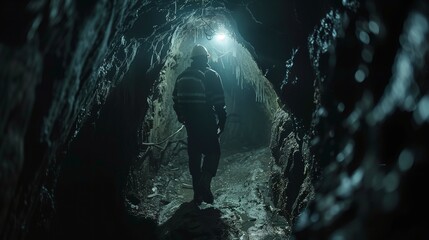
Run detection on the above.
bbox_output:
[173,44,227,205]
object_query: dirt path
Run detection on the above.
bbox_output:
[136,147,289,239]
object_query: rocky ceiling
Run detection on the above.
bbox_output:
[1,0,428,239]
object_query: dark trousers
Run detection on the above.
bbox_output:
[186,126,220,177]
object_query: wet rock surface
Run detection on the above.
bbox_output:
[269,109,315,225]
[1,1,146,238]
[133,147,289,239]
[293,1,429,239]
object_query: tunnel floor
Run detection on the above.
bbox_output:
[130,147,289,239]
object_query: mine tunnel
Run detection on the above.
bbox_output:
[1,1,429,240]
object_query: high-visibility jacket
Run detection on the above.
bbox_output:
[173,63,226,130]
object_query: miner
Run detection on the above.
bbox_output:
[172,44,227,205]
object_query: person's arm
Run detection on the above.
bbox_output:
[216,105,227,135]
[206,70,227,134]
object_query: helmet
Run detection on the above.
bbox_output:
[191,44,210,59]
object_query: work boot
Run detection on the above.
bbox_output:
[199,171,214,204]
[192,175,203,205]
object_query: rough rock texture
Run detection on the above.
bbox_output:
[270,109,315,225]
[293,0,429,239]
[0,1,148,238]
[265,1,344,229]
[0,44,42,236]
[267,2,429,240]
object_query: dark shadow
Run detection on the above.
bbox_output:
[158,201,230,240]
[51,65,160,239]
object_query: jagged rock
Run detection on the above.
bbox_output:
[270,108,315,224]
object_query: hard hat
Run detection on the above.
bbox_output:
[191,44,210,58]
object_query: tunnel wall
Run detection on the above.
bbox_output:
[0,1,152,238]
[267,5,344,225]
[294,1,429,239]
[270,108,315,224]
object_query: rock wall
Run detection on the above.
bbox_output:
[0,1,148,238]
[270,109,315,224]
[266,0,344,227]
[267,3,427,239]
[294,0,429,239]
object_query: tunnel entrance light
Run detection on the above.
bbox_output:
[215,33,227,42]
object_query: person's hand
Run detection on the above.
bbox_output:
[217,119,225,136]
[217,127,223,136]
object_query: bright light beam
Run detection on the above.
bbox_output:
[215,33,227,42]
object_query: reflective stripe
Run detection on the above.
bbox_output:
[177,77,204,84]
[174,70,213,106]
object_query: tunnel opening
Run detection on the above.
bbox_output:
[125,8,285,239]
[141,9,278,159]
